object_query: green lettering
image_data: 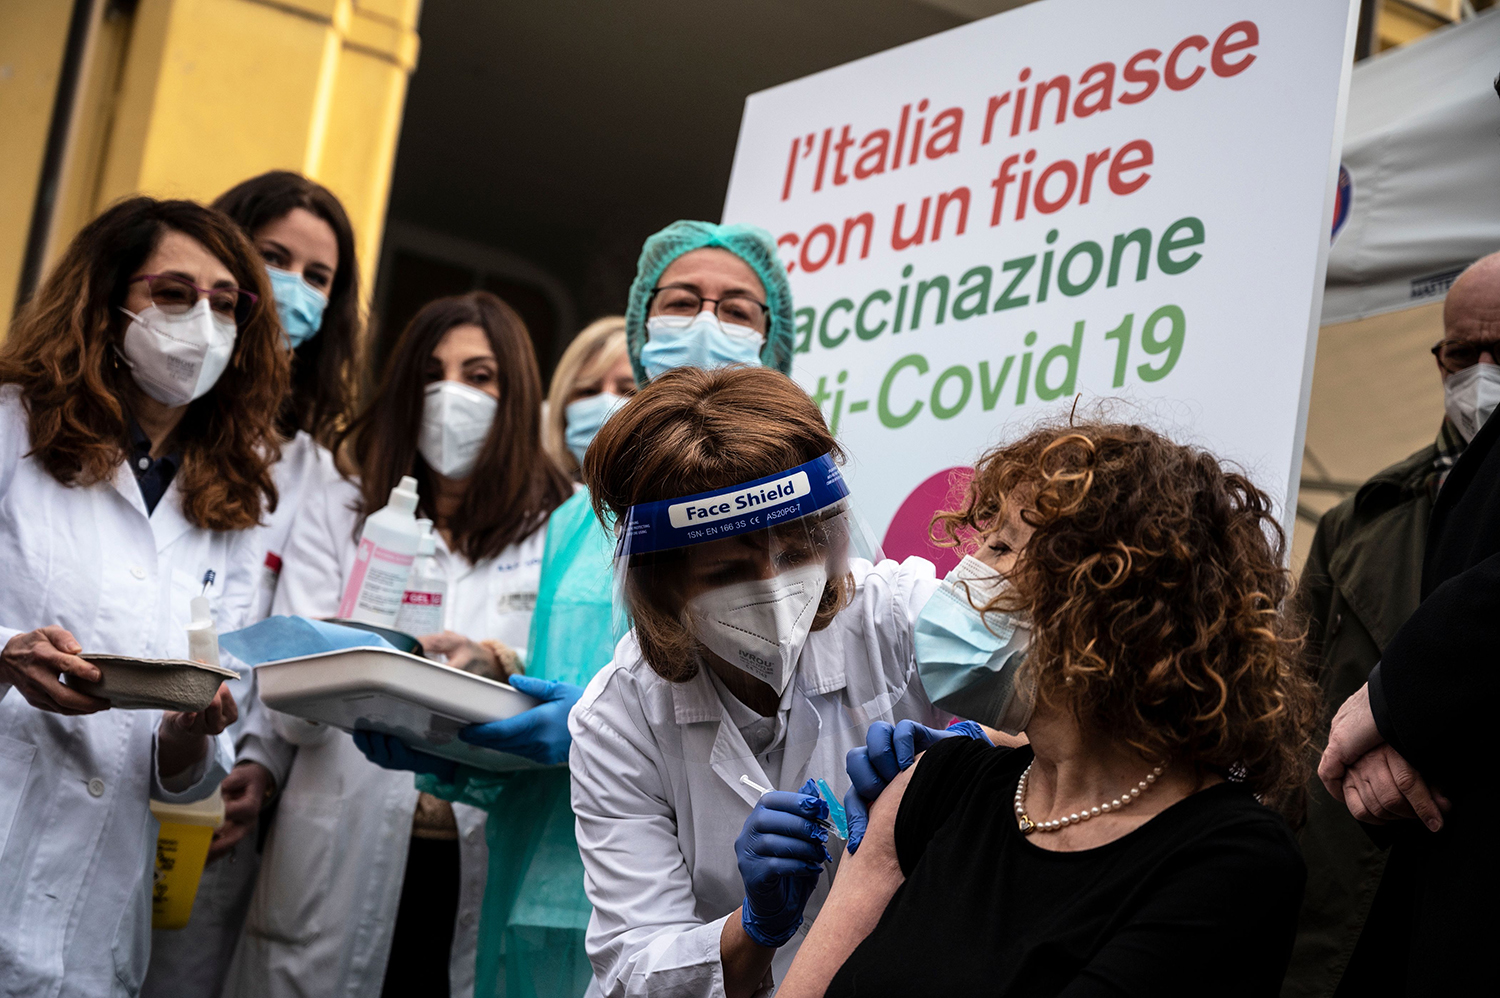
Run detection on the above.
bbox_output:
[878,353,929,428]
[911,276,950,329]
[1158,217,1204,275]
[856,289,892,340]
[1035,321,1085,400]
[1057,241,1103,297]
[994,255,1034,311]
[930,365,973,419]
[979,357,1014,409]
[1137,304,1185,381]
[952,266,993,320]
[1108,228,1151,287]
[793,307,815,353]
[818,299,854,349]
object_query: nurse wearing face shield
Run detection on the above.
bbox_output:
[356,222,801,998]
[566,364,953,998]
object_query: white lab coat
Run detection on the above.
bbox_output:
[569,557,944,998]
[141,430,333,998]
[222,460,548,998]
[0,387,238,998]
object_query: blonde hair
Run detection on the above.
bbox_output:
[544,316,630,479]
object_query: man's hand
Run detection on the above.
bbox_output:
[1340,743,1450,832]
[158,683,238,780]
[207,761,274,863]
[0,626,109,714]
[1317,683,1385,799]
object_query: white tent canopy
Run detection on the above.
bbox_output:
[1322,9,1500,325]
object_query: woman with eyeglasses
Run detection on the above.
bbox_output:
[0,197,288,997]
[140,171,366,998]
[350,221,801,998]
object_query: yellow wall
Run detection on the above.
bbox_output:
[0,0,76,324]
[2,0,419,329]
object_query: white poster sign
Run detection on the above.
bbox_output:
[722,0,1357,568]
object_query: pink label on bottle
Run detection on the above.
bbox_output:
[338,539,416,621]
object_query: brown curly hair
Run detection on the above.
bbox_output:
[934,420,1319,814]
[1,197,287,531]
[584,365,853,682]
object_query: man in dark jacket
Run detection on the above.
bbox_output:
[1287,253,1500,996]
[1318,252,1500,994]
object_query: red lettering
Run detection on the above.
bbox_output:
[892,197,930,250]
[777,233,799,272]
[1119,49,1160,105]
[800,224,837,273]
[1165,35,1208,91]
[1212,21,1259,77]
[1080,148,1111,204]
[1029,74,1071,131]
[982,93,1011,145]
[1034,160,1078,214]
[1073,63,1115,118]
[1108,139,1153,196]
[933,187,970,239]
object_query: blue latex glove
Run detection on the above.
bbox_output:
[458,674,584,765]
[353,729,458,783]
[844,719,990,853]
[735,778,831,948]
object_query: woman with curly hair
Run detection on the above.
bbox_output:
[0,196,288,996]
[778,420,1321,998]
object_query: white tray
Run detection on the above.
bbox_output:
[256,647,548,773]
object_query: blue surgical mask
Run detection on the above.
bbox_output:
[640,311,764,381]
[564,391,627,465]
[268,266,329,349]
[914,555,1034,734]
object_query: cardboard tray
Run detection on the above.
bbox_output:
[256,646,549,773]
[66,654,240,711]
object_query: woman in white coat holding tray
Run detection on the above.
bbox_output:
[224,291,573,998]
[0,197,288,997]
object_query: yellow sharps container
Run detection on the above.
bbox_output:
[149,787,224,929]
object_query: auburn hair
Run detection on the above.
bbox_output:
[584,365,851,682]
[0,197,287,531]
[933,420,1319,816]
[213,170,361,449]
[337,291,572,563]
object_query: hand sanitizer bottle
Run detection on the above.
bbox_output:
[394,519,448,638]
[338,475,423,627]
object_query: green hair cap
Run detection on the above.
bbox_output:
[624,220,795,384]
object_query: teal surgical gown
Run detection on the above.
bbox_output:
[418,488,621,998]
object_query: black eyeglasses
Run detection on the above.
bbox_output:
[1431,338,1500,374]
[649,285,769,332]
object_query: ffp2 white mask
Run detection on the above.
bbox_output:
[1443,362,1500,442]
[418,380,498,478]
[117,300,237,407]
[685,561,828,695]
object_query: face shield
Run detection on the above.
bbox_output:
[612,454,884,694]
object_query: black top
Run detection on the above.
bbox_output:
[128,419,179,515]
[1348,400,1500,993]
[825,739,1304,998]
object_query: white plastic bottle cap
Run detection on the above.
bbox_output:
[390,475,420,515]
[189,595,213,628]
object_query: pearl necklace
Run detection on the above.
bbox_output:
[1014,760,1166,834]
